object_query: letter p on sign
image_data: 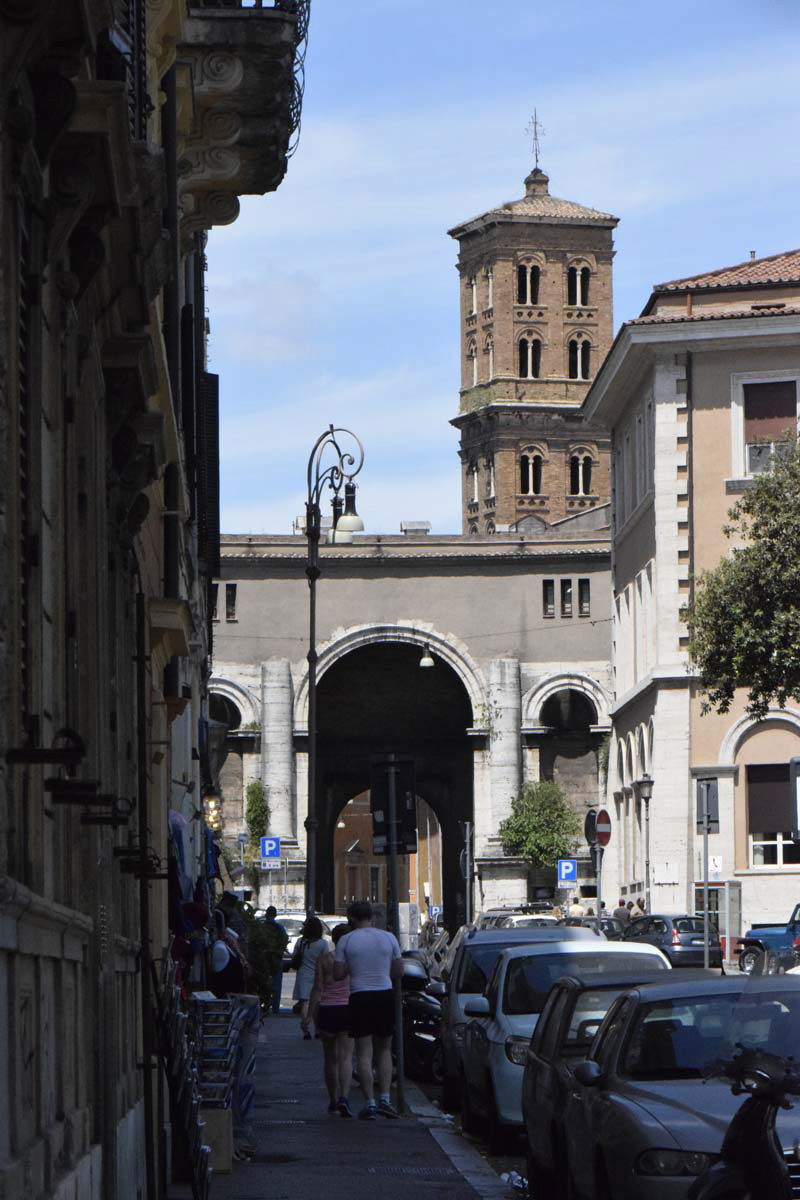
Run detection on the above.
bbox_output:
[260,836,281,858]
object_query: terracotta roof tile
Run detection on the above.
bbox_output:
[449,169,618,235]
[628,305,800,326]
[654,248,800,293]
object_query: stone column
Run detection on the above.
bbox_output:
[261,660,295,840]
[488,657,522,829]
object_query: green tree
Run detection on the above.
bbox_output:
[686,441,800,719]
[245,779,270,848]
[499,780,580,868]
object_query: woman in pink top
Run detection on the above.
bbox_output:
[307,923,353,1117]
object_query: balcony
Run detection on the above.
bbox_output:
[178,0,310,241]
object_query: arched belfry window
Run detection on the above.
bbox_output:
[567,262,591,306]
[569,448,594,495]
[568,335,591,381]
[518,335,542,379]
[485,336,494,379]
[468,276,477,315]
[517,263,541,305]
[467,339,477,386]
[520,448,544,495]
[469,460,479,503]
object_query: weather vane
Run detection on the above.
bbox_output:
[525,110,545,169]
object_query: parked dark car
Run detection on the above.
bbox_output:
[622,913,723,968]
[522,971,672,1199]
[558,916,624,940]
[561,973,800,1200]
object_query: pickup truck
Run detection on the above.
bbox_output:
[737,903,800,972]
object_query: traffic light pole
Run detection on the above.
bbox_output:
[386,755,406,1114]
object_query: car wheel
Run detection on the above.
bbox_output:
[460,1073,480,1135]
[740,946,761,974]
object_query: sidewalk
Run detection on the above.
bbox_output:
[208,1009,511,1200]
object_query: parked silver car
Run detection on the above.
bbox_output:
[562,974,800,1199]
[439,925,597,1110]
[461,940,669,1149]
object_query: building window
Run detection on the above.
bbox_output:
[543,579,555,617]
[569,451,593,495]
[370,865,380,902]
[518,336,542,379]
[517,264,540,305]
[568,337,591,380]
[560,579,573,617]
[747,763,800,866]
[225,582,237,621]
[487,457,495,498]
[567,264,590,305]
[743,380,796,474]
[469,461,479,504]
[486,267,493,309]
[468,340,477,386]
[578,578,591,617]
[520,452,544,495]
[486,337,494,379]
[469,276,477,315]
[211,582,219,621]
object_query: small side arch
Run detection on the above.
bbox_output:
[521,672,612,728]
[718,707,800,766]
[208,675,260,728]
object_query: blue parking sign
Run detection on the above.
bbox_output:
[557,858,578,885]
[260,836,281,858]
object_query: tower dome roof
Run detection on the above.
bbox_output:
[448,169,618,238]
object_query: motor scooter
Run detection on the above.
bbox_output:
[688,1045,800,1200]
[398,957,445,1083]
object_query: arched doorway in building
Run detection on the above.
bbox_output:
[314,642,474,927]
[539,688,599,808]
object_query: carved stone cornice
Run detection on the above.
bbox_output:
[176,5,300,243]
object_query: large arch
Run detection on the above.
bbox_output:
[293,621,487,733]
[522,672,611,729]
[208,674,260,727]
[719,707,800,765]
[309,639,477,925]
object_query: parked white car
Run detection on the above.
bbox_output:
[461,939,670,1149]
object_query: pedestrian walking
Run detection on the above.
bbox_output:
[261,906,289,1014]
[613,898,630,926]
[636,895,646,915]
[567,896,585,918]
[293,916,328,1038]
[307,923,354,1117]
[333,900,403,1120]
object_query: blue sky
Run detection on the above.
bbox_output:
[207,0,800,535]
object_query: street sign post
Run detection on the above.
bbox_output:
[594,809,611,917]
[557,858,578,887]
[260,836,281,859]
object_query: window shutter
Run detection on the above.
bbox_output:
[746,764,791,835]
[196,371,220,577]
[743,381,796,443]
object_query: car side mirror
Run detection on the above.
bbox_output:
[574,1060,604,1087]
[464,996,491,1018]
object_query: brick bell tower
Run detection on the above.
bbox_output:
[448,165,618,535]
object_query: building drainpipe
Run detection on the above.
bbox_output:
[685,350,695,916]
[137,592,158,1200]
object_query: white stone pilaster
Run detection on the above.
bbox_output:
[261,659,295,839]
[488,657,522,830]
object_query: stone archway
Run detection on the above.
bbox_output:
[311,640,476,926]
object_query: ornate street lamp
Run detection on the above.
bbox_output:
[637,772,653,914]
[304,426,364,913]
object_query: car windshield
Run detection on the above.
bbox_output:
[503,953,667,1016]
[281,919,304,934]
[673,918,712,935]
[621,992,800,1080]
[459,945,505,994]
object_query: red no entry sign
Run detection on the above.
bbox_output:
[596,808,612,846]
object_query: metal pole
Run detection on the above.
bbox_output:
[464,821,472,926]
[595,844,603,921]
[644,797,651,916]
[136,594,157,1200]
[305,500,320,915]
[387,756,406,1115]
[702,781,710,970]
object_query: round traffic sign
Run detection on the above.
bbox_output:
[596,808,612,847]
[584,808,597,845]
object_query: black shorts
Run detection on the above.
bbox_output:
[348,989,395,1039]
[316,1005,350,1037]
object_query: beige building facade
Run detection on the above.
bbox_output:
[585,249,800,939]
